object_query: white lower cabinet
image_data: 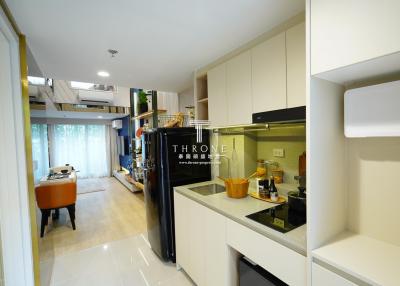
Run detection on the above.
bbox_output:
[174,192,191,275]
[174,192,228,286]
[204,207,229,286]
[174,193,205,285]
[312,263,356,286]
[175,192,306,286]
[226,220,306,286]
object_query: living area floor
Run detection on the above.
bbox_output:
[38,177,194,286]
[38,177,147,261]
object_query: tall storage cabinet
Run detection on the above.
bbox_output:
[309,0,400,282]
[208,63,228,126]
[251,32,287,113]
[286,22,306,108]
[226,51,253,125]
[311,0,400,76]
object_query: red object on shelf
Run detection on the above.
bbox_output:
[136,127,143,138]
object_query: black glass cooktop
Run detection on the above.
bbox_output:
[246,204,306,233]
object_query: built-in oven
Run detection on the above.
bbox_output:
[239,256,288,286]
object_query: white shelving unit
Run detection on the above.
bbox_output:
[308,71,400,285]
[307,1,400,284]
[308,67,400,284]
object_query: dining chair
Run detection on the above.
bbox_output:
[35,182,77,237]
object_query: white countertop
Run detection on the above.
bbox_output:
[174,180,307,256]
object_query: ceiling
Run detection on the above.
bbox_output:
[7,0,304,92]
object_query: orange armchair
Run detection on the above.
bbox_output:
[35,182,77,237]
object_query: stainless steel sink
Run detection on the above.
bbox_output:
[188,184,225,196]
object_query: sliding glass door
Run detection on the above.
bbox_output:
[49,124,110,178]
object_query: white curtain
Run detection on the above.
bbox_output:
[49,124,109,178]
[110,127,120,172]
[31,124,49,183]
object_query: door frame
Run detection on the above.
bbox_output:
[0,6,35,286]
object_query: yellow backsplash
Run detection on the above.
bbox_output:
[212,124,306,184]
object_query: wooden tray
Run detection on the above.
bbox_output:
[249,191,286,204]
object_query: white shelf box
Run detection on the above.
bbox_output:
[345,80,400,137]
[312,231,400,286]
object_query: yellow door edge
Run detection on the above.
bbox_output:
[20,34,41,286]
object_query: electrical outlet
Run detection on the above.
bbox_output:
[273,148,285,158]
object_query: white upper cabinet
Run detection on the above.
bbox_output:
[252,32,287,113]
[311,0,400,75]
[205,21,305,126]
[286,22,306,108]
[226,51,253,125]
[207,63,228,126]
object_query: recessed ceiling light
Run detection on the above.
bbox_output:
[97,115,103,119]
[97,71,110,77]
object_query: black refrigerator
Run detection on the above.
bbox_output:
[142,127,211,262]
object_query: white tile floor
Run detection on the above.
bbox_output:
[40,233,194,286]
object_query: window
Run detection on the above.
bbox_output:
[28,76,46,86]
[31,124,49,183]
[70,81,94,90]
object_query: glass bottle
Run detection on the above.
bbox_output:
[269,176,278,202]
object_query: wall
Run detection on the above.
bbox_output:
[113,86,131,107]
[347,137,400,247]
[156,91,179,115]
[178,87,194,113]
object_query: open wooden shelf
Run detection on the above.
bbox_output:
[132,109,166,120]
[312,231,400,286]
[195,73,208,120]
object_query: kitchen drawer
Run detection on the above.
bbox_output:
[226,219,306,286]
[312,263,356,286]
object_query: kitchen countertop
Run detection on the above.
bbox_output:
[174,180,307,256]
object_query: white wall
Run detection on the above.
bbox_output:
[113,86,131,107]
[347,137,400,247]
[157,91,179,115]
[178,87,194,113]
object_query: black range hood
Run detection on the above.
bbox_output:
[252,106,306,124]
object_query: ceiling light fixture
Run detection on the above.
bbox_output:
[97,71,110,77]
[108,49,118,57]
[97,115,103,119]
